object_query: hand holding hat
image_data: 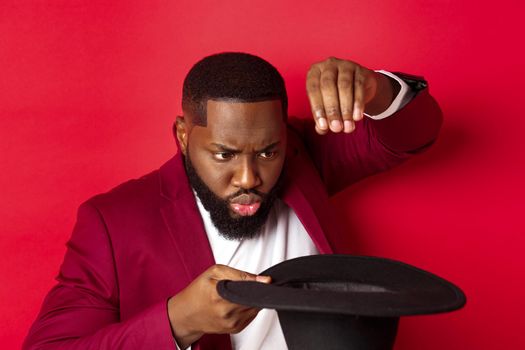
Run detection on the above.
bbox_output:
[168,264,271,349]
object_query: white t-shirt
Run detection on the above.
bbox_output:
[197,197,319,350]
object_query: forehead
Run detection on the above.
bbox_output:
[192,99,286,147]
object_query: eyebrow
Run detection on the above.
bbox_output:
[211,142,280,153]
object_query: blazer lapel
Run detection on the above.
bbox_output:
[281,179,333,254]
[159,154,232,350]
[159,154,216,280]
[281,137,334,255]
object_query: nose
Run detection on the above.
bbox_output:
[231,157,261,190]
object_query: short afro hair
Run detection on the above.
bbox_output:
[182,52,288,125]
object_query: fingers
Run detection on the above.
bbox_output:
[306,67,328,133]
[307,57,374,135]
[337,64,355,133]
[205,265,266,333]
[206,265,269,317]
[320,68,343,133]
[229,309,259,334]
[352,65,365,122]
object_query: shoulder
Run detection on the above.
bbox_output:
[286,116,323,155]
[84,168,162,216]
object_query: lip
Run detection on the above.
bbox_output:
[229,193,262,216]
[230,202,261,216]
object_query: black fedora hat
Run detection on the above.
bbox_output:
[217,255,466,350]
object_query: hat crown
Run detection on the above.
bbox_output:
[217,255,466,350]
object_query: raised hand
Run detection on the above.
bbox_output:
[306,57,396,135]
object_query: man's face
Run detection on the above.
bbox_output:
[177,99,287,239]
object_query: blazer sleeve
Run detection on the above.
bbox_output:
[291,84,443,196]
[22,202,176,350]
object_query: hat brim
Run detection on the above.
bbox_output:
[217,255,466,317]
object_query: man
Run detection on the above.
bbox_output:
[23,53,442,350]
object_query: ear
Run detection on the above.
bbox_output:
[174,116,189,156]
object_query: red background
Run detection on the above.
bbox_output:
[1,1,524,348]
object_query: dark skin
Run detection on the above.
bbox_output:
[307,57,400,134]
[170,57,399,349]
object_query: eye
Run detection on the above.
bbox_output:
[258,151,277,160]
[213,152,234,161]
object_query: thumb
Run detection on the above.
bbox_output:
[255,275,272,284]
[213,265,258,282]
[234,270,271,283]
[210,265,271,283]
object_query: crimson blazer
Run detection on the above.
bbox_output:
[24,88,442,350]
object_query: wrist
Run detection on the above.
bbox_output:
[168,294,203,349]
[365,72,401,116]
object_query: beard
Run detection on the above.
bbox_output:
[184,154,283,241]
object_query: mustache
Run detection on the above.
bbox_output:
[226,188,266,201]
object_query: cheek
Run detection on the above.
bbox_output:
[205,169,231,194]
[189,148,231,194]
[259,158,285,190]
